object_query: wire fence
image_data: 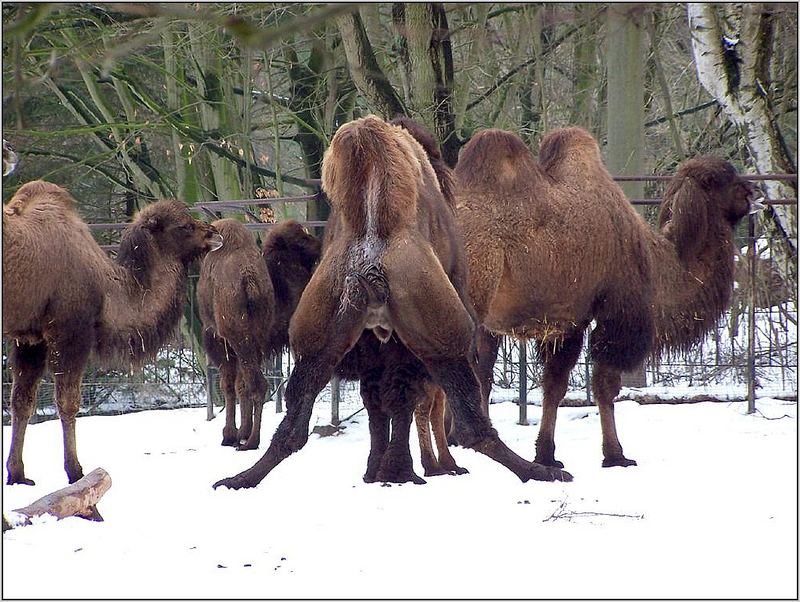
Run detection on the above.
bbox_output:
[3,172,796,426]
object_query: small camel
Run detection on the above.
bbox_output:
[3,181,222,485]
[198,219,320,450]
[454,127,759,470]
[213,116,570,490]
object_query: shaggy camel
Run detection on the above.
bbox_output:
[3,181,222,485]
[198,219,320,450]
[213,116,570,489]
[453,127,758,470]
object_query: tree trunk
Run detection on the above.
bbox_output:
[3,468,112,530]
[687,3,797,294]
[606,3,648,388]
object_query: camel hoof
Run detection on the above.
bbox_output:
[375,469,426,485]
[602,457,637,468]
[450,466,469,475]
[7,476,35,486]
[528,462,573,482]
[423,467,450,477]
[213,475,256,490]
[236,442,260,451]
[221,437,238,447]
[535,457,565,469]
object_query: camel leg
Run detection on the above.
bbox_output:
[592,362,636,467]
[5,341,47,486]
[414,386,443,477]
[50,344,90,484]
[475,326,501,416]
[375,362,426,484]
[385,241,571,482]
[212,352,340,490]
[218,359,239,447]
[533,331,585,468]
[361,367,389,483]
[429,387,468,475]
[236,357,267,451]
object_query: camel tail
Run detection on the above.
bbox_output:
[322,115,419,240]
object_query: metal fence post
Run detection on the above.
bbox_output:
[518,341,528,425]
[331,376,340,426]
[206,365,215,421]
[747,212,757,414]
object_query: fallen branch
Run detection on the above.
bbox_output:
[543,497,644,523]
[3,468,112,531]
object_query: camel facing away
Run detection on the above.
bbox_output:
[454,127,758,470]
[212,116,571,490]
[3,181,222,485]
[198,219,320,450]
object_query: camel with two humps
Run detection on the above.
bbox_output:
[3,181,222,485]
[198,218,320,450]
[212,116,570,490]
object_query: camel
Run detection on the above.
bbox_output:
[452,127,758,471]
[212,115,570,490]
[3,181,223,485]
[198,218,320,450]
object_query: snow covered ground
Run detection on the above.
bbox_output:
[2,392,797,599]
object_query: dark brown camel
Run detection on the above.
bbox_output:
[198,218,320,450]
[213,115,570,490]
[3,181,222,485]
[453,127,758,470]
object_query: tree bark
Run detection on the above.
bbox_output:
[336,11,407,119]
[3,468,112,530]
[606,3,648,388]
[687,2,797,294]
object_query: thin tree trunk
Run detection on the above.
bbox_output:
[688,2,797,293]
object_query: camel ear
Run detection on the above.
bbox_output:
[660,177,709,264]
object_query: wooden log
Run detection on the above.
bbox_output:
[3,468,112,531]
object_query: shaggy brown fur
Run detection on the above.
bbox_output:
[198,219,321,450]
[3,181,222,485]
[455,127,756,470]
[213,116,570,490]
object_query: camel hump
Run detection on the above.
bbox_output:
[455,128,537,189]
[537,127,603,178]
[322,115,420,239]
[4,180,76,217]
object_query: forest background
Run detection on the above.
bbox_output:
[1,2,797,392]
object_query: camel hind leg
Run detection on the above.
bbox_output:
[5,341,47,485]
[203,331,239,447]
[429,387,467,475]
[236,356,268,451]
[361,367,388,483]
[415,384,467,476]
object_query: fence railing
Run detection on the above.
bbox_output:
[6,171,795,427]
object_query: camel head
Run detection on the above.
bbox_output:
[3,139,18,176]
[658,157,757,264]
[262,220,322,272]
[208,218,253,253]
[118,201,222,287]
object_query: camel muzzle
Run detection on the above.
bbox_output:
[208,232,224,251]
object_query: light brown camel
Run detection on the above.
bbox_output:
[3,181,222,485]
[212,116,570,490]
[198,219,320,450]
[453,127,758,471]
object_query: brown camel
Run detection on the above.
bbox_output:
[3,181,222,485]
[212,115,570,490]
[453,127,758,470]
[198,218,320,450]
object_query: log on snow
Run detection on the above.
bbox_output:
[3,468,112,530]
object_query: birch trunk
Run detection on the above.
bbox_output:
[687,2,797,291]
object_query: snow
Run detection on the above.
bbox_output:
[2,391,797,599]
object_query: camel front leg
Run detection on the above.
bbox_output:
[361,367,389,483]
[533,331,584,469]
[218,360,239,447]
[52,368,86,484]
[414,387,442,477]
[5,341,47,485]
